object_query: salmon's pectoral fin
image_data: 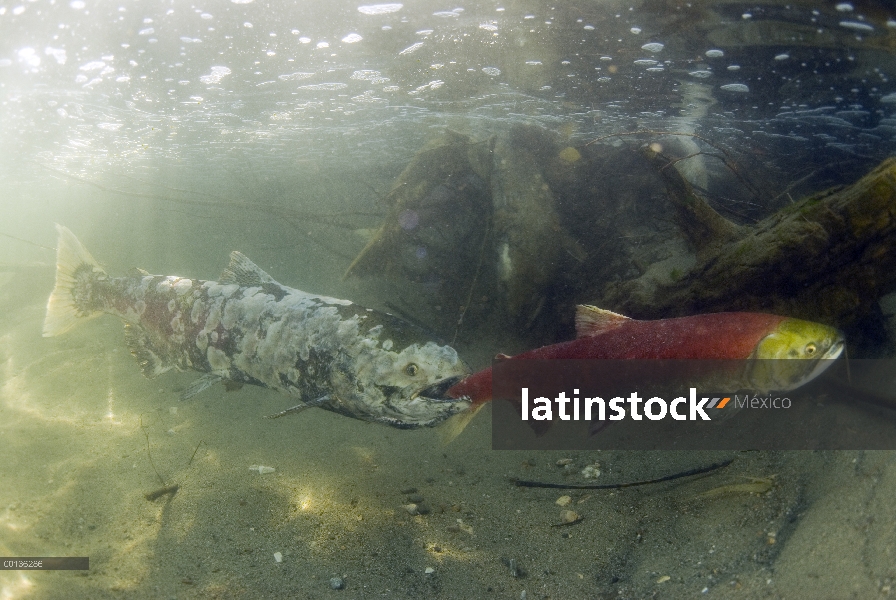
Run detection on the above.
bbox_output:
[180,373,224,400]
[124,324,175,378]
[264,395,331,419]
[438,403,486,445]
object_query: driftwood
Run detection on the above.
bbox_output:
[490,136,585,323]
[343,127,586,337]
[341,127,895,341]
[343,130,494,280]
[599,148,896,327]
[341,130,498,336]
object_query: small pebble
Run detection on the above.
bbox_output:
[273,551,282,563]
[329,577,345,590]
[407,493,424,503]
[556,458,573,466]
[581,463,601,479]
[657,575,671,583]
[556,495,572,507]
[502,557,525,578]
[559,510,581,524]
[403,503,430,516]
[424,567,435,574]
[248,465,275,474]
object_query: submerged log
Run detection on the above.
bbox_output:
[599,151,896,326]
[343,130,493,280]
[491,136,581,323]
[344,127,586,336]
[642,146,745,259]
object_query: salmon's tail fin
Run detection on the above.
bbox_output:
[43,224,107,337]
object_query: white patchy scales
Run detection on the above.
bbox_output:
[45,229,470,429]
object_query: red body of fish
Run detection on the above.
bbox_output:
[446,311,788,406]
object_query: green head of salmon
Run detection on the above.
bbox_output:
[745,317,844,392]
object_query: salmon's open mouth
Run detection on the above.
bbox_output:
[414,375,466,401]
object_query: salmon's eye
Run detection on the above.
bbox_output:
[405,363,419,376]
[805,343,816,356]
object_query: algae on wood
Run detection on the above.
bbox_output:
[641,146,745,259]
[599,153,896,327]
[491,137,581,323]
[344,127,587,336]
[344,130,493,281]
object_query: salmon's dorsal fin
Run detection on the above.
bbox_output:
[220,251,280,287]
[574,305,631,338]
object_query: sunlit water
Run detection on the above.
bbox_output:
[2,1,896,598]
